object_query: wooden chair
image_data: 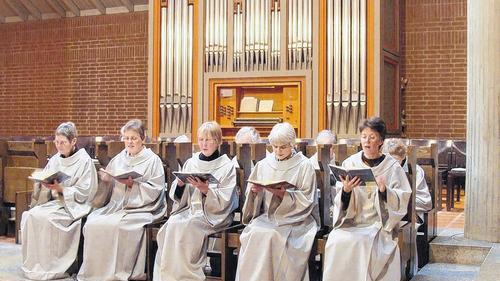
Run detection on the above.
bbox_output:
[447,140,466,209]
[2,140,47,242]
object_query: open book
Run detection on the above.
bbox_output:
[329,165,376,187]
[173,172,220,184]
[29,169,70,184]
[247,179,295,190]
[100,168,143,180]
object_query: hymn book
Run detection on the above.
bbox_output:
[247,179,295,190]
[173,172,220,184]
[100,168,143,181]
[29,169,70,184]
[329,165,376,187]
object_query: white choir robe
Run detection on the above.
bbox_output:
[323,152,411,281]
[21,148,98,280]
[401,160,432,223]
[153,153,238,281]
[235,152,319,281]
[77,147,166,281]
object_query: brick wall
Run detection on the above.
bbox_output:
[401,0,467,139]
[0,12,148,137]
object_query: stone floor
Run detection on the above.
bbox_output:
[0,240,75,281]
[411,263,480,281]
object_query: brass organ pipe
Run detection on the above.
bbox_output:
[341,0,351,133]
[264,0,269,70]
[187,4,193,133]
[350,0,360,133]
[181,0,188,132]
[277,0,280,68]
[223,0,227,72]
[297,0,303,69]
[287,0,291,69]
[167,0,175,132]
[307,0,313,68]
[333,0,341,104]
[214,0,219,72]
[160,7,167,132]
[326,0,333,128]
[359,0,367,120]
[204,0,209,71]
[245,0,249,71]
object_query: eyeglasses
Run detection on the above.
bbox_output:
[53,140,71,146]
[122,136,141,142]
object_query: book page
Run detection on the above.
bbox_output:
[247,179,293,189]
[258,100,274,112]
[100,169,143,180]
[29,169,70,184]
[240,97,259,112]
[173,172,219,184]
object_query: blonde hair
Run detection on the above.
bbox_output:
[121,119,146,140]
[197,121,222,145]
[268,122,296,147]
[383,138,407,159]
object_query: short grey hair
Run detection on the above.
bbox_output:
[174,135,190,143]
[268,122,296,147]
[121,119,146,140]
[315,130,337,145]
[55,122,78,140]
[197,121,222,145]
[235,127,261,144]
[383,138,407,159]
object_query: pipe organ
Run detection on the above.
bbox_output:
[326,0,367,135]
[159,0,194,135]
[156,0,369,138]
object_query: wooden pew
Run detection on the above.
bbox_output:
[94,137,121,167]
[2,140,47,242]
[309,144,333,280]
[295,138,314,155]
[414,143,438,268]
[145,141,193,281]
[214,143,267,281]
[399,145,417,280]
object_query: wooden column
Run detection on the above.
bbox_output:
[464,0,500,242]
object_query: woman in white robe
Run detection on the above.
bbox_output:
[235,122,319,281]
[153,121,238,281]
[323,117,412,281]
[384,138,432,223]
[77,119,166,281]
[21,122,98,280]
[308,129,337,170]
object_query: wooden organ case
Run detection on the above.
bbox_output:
[152,0,386,139]
[209,77,305,138]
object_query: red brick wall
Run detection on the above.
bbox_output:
[401,0,467,139]
[0,12,148,137]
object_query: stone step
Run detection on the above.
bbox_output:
[429,232,494,265]
[411,263,480,281]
